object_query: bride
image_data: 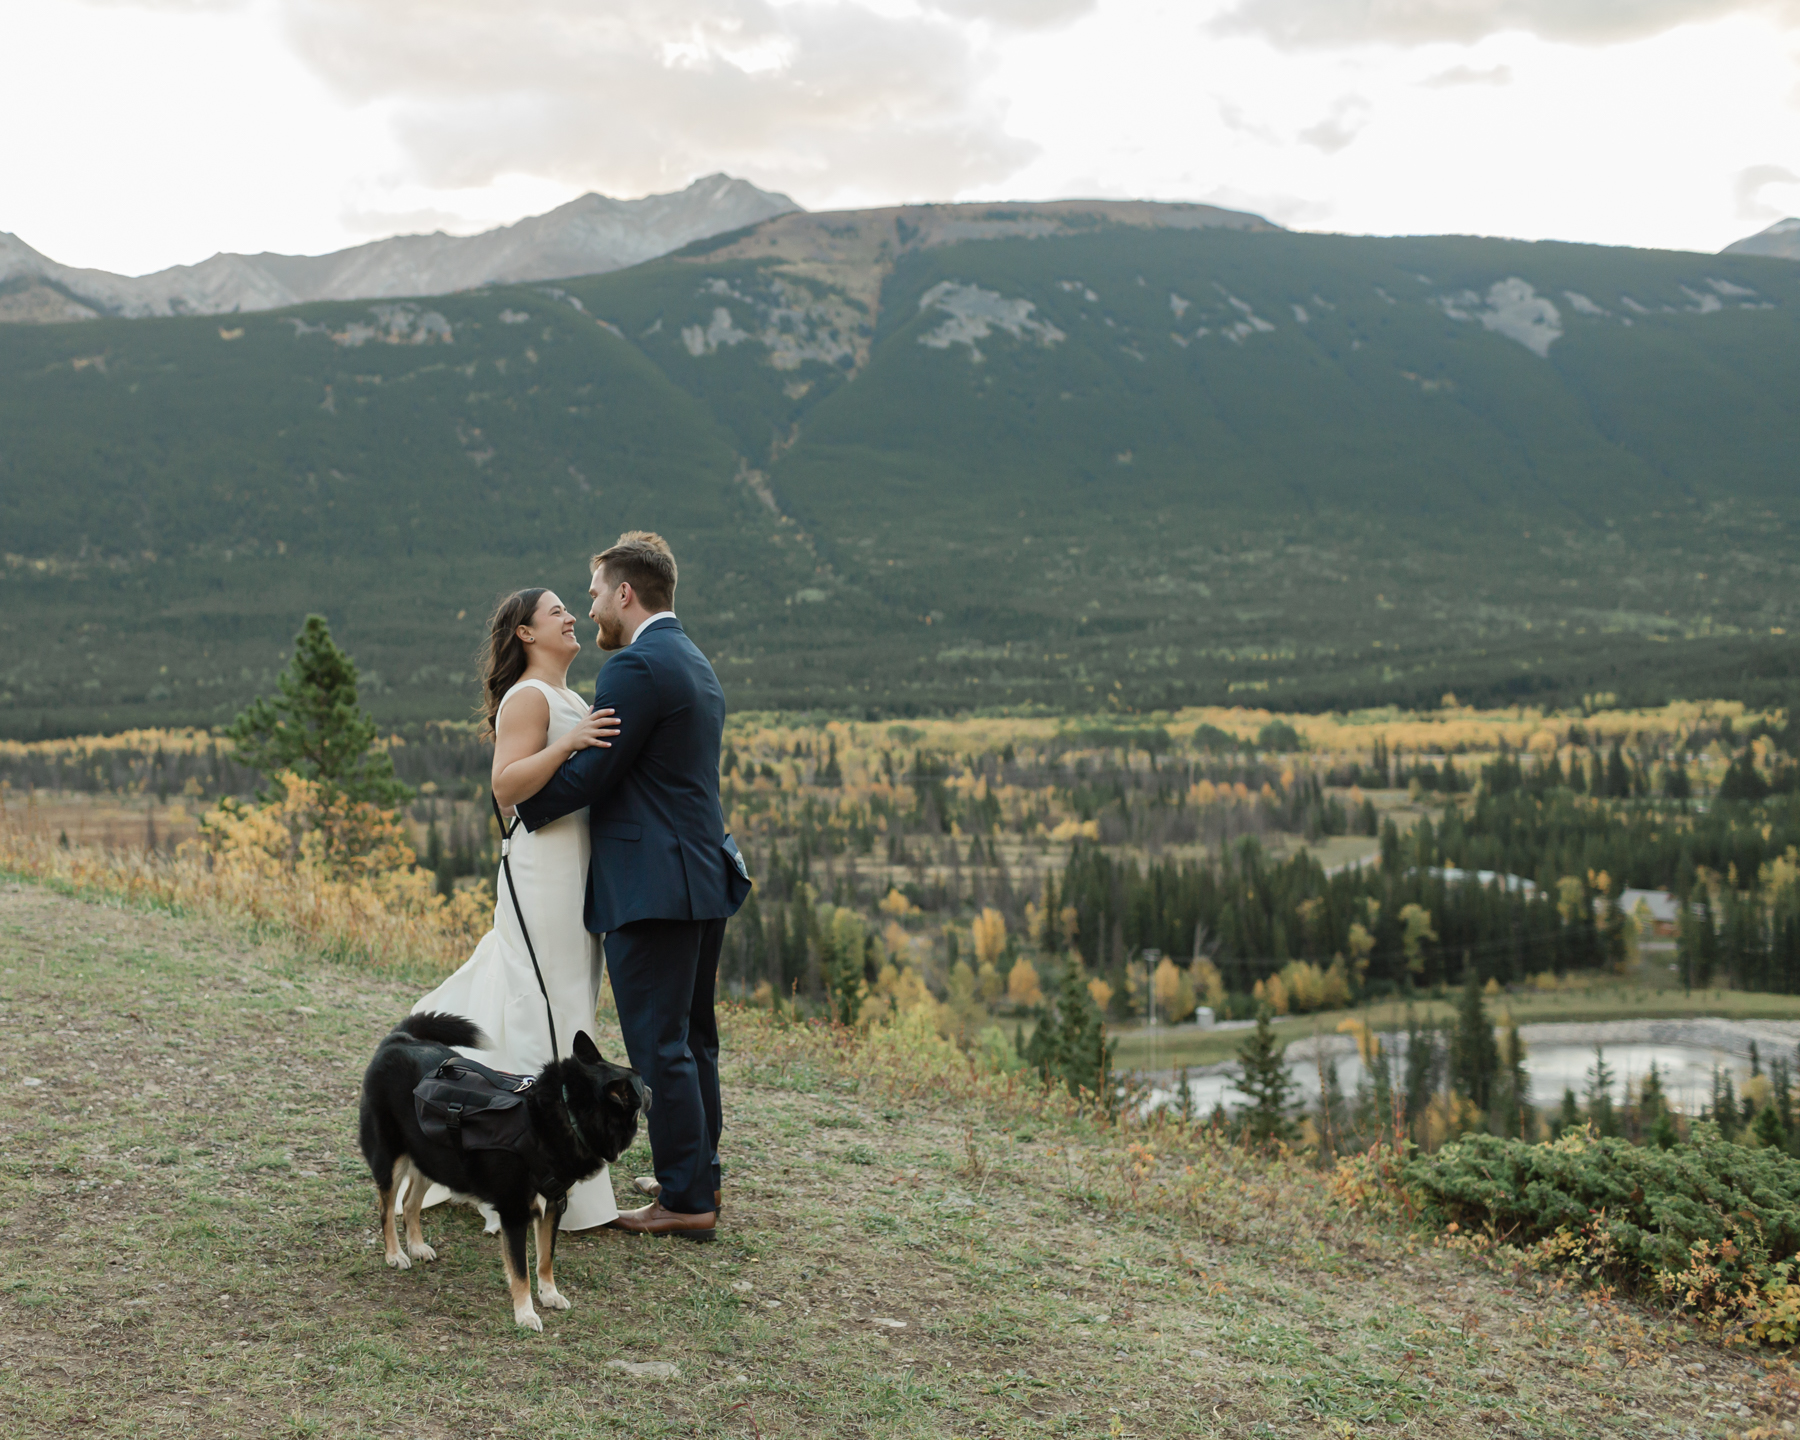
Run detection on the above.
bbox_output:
[410,586,621,1231]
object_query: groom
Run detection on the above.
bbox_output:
[516,531,750,1240]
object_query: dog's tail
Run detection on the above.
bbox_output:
[394,1011,486,1049]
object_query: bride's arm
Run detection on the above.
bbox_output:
[491,691,618,809]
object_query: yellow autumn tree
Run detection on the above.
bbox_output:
[882,919,913,962]
[1337,1017,1382,1063]
[1253,971,1291,1015]
[1398,903,1437,975]
[200,771,417,885]
[943,961,987,1047]
[863,960,939,1028]
[971,907,1007,967]
[1007,956,1044,1006]
[1152,956,1198,1023]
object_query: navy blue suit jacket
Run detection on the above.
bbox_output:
[515,618,750,934]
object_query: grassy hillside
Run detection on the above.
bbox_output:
[0,878,1773,1438]
[3,219,1798,735]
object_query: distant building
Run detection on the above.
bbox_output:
[1618,888,1680,937]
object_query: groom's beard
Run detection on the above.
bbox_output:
[595,614,627,651]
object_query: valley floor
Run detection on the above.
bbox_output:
[0,880,1788,1437]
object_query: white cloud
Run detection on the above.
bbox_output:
[1210,0,1791,49]
[1423,63,1513,85]
[1298,96,1371,153]
[1736,163,1800,218]
[278,0,1035,206]
[932,0,1097,28]
[4,0,1800,276]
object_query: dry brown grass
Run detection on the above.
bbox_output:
[0,789,485,981]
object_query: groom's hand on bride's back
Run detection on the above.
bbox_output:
[564,707,620,753]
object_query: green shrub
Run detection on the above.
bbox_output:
[1403,1126,1800,1302]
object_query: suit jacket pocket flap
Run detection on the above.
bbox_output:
[594,819,642,841]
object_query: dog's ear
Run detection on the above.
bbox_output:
[572,1030,602,1065]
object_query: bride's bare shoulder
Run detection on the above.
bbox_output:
[495,682,552,732]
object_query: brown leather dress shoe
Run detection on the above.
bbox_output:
[633,1175,722,1209]
[609,1201,717,1241]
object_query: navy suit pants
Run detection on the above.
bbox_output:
[603,917,724,1215]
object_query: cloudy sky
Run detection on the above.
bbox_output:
[6,0,1799,275]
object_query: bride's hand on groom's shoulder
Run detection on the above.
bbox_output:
[562,707,620,755]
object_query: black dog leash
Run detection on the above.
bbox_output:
[492,792,559,1062]
[488,793,615,1168]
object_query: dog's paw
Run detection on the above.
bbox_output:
[407,1242,438,1262]
[385,1250,412,1270]
[514,1307,543,1333]
[538,1286,571,1311]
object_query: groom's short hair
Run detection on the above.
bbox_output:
[593,531,677,610]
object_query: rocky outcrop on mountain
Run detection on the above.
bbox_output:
[0,174,799,322]
[1722,217,1800,261]
[678,197,1279,324]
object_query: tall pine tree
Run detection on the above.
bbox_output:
[1233,1007,1300,1144]
[228,615,411,807]
[1585,1045,1619,1137]
[1450,968,1500,1113]
[1024,961,1115,1103]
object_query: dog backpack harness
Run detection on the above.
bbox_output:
[412,1056,572,1203]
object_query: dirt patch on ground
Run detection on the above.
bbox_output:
[0,879,1790,1437]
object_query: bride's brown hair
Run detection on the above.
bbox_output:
[475,588,549,740]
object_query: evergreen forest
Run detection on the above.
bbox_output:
[2,220,1797,736]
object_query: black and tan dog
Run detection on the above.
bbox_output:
[357,1013,644,1330]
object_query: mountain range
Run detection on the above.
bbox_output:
[0,193,1795,736]
[1725,218,1800,262]
[0,174,797,324]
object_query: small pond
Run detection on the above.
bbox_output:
[1157,1041,1754,1118]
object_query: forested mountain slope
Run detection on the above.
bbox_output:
[2,211,1796,735]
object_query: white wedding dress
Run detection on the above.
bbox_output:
[410,678,618,1231]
